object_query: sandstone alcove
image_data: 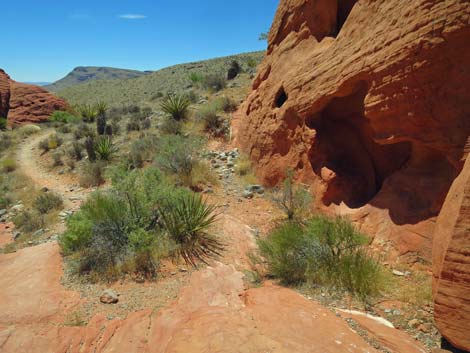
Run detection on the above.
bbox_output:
[334,0,359,37]
[307,82,412,208]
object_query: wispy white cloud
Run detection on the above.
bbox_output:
[118,14,147,20]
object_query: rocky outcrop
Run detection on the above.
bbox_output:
[0,68,68,126]
[8,81,68,125]
[433,155,470,351]
[0,69,10,118]
[234,0,470,261]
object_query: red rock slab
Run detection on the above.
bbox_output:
[1,263,380,353]
[0,242,80,324]
[337,310,427,353]
[433,155,470,351]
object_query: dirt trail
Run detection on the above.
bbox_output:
[16,130,87,212]
[0,132,427,353]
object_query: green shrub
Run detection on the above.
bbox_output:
[49,111,81,124]
[13,209,42,233]
[33,192,63,214]
[0,133,12,150]
[0,117,7,130]
[18,124,41,137]
[159,116,182,135]
[198,104,224,135]
[78,104,98,123]
[94,136,117,161]
[1,158,17,173]
[185,90,199,103]
[73,123,95,140]
[202,73,226,92]
[214,96,238,112]
[160,94,190,121]
[51,151,64,167]
[188,72,203,84]
[79,161,105,187]
[274,169,312,220]
[158,192,222,266]
[258,215,384,302]
[154,135,202,177]
[60,212,94,254]
[68,141,84,161]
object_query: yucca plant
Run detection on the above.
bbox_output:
[94,136,117,161]
[85,136,96,162]
[157,193,222,266]
[96,102,108,135]
[79,104,98,123]
[160,95,190,121]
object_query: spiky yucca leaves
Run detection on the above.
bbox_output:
[94,136,117,161]
[157,193,222,266]
[160,95,190,121]
[79,104,98,123]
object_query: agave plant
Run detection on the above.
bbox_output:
[157,193,222,266]
[79,104,98,123]
[94,136,117,161]
[160,94,190,121]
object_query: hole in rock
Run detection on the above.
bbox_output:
[275,87,288,108]
[332,0,358,37]
[308,82,412,208]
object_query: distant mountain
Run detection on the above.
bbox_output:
[58,51,265,105]
[23,82,51,86]
[45,66,152,92]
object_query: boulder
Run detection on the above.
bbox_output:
[0,69,10,119]
[100,289,119,304]
[433,155,470,351]
[8,81,68,125]
[234,0,470,261]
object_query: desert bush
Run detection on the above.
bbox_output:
[45,134,64,151]
[0,117,7,130]
[185,90,199,103]
[234,154,252,176]
[110,119,121,135]
[198,104,221,132]
[33,192,63,214]
[258,215,384,301]
[13,209,42,233]
[18,124,41,137]
[160,95,190,121]
[94,136,117,161]
[150,92,164,101]
[66,159,76,170]
[49,111,81,124]
[1,158,17,173]
[215,96,238,112]
[0,133,12,150]
[68,141,84,161]
[51,151,64,167]
[79,161,105,187]
[57,124,72,134]
[188,72,203,85]
[79,104,97,123]
[126,120,141,132]
[157,192,222,266]
[202,73,226,92]
[246,57,258,69]
[159,116,182,135]
[274,169,312,220]
[154,135,202,178]
[141,118,151,130]
[73,123,95,140]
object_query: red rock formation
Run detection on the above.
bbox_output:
[433,155,470,351]
[8,81,68,125]
[234,0,470,261]
[0,69,10,119]
[0,68,68,125]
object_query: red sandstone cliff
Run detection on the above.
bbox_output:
[433,154,470,351]
[0,69,67,125]
[235,0,470,262]
[234,0,470,349]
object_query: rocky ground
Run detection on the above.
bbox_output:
[0,131,441,353]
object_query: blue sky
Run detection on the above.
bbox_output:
[3,0,278,82]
